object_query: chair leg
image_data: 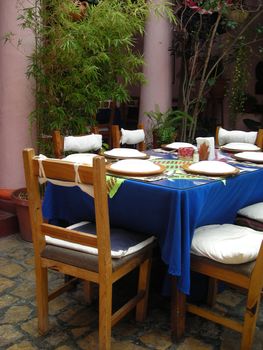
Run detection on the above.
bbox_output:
[207,278,218,307]
[136,258,152,322]
[83,281,93,305]
[36,266,49,335]
[99,281,112,350]
[240,297,260,350]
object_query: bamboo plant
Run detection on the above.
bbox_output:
[6,0,175,152]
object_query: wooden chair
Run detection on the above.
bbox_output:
[121,96,140,129]
[52,128,101,158]
[94,100,116,148]
[23,148,155,350]
[111,124,146,152]
[236,202,263,231]
[185,226,263,350]
[215,126,263,148]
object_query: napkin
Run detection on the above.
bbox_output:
[196,137,215,160]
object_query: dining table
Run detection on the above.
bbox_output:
[42,148,263,340]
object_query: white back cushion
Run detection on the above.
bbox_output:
[64,134,102,152]
[218,127,257,146]
[191,224,263,264]
[121,128,145,145]
[238,202,263,223]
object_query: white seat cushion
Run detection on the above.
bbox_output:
[46,221,155,258]
[237,202,263,223]
[191,224,263,264]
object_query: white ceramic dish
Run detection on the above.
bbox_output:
[106,159,165,176]
[162,142,195,151]
[233,151,263,163]
[63,153,97,165]
[183,160,239,177]
[104,148,148,159]
[220,142,261,153]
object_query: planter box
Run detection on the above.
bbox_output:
[11,188,32,242]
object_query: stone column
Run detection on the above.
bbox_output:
[0,0,36,188]
[139,1,173,137]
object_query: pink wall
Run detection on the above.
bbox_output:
[139,3,173,135]
[0,0,36,189]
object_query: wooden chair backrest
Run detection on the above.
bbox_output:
[23,148,112,270]
[93,100,116,148]
[111,124,146,152]
[215,126,263,148]
[52,130,64,158]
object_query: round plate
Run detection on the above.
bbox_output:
[220,143,261,153]
[106,159,165,177]
[63,153,98,165]
[182,161,240,177]
[232,151,263,164]
[161,142,195,151]
[103,148,149,160]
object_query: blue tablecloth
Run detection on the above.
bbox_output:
[42,157,263,295]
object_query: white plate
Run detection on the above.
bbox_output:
[220,142,261,153]
[162,142,195,151]
[63,153,97,165]
[233,151,263,163]
[104,148,148,159]
[106,159,165,176]
[183,160,239,177]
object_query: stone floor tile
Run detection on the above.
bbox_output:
[112,340,148,350]
[20,318,39,338]
[71,326,91,338]
[0,277,15,293]
[3,305,32,323]
[45,330,71,347]
[6,340,37,349]
[0,262,24,278]
[0,293,17,310]
[216,289,244,307]
[0,324,24,347]
[139,330,173,349]
[11,280,36,299]
[77,330,99,350]
[177,337,214,349]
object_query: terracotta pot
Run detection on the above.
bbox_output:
[11,188,32,242]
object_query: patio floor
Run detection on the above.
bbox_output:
[0,233,262,350]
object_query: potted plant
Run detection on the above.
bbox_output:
[11,188,32,242]
[146,105,193,147]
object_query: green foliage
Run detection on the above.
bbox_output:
[228,37,250,127]
[19,0,150,138]
[13,0,175,149]
[146,105,193,144]
[172,2,263,141]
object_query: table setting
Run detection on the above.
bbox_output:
[42,134,263,299]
